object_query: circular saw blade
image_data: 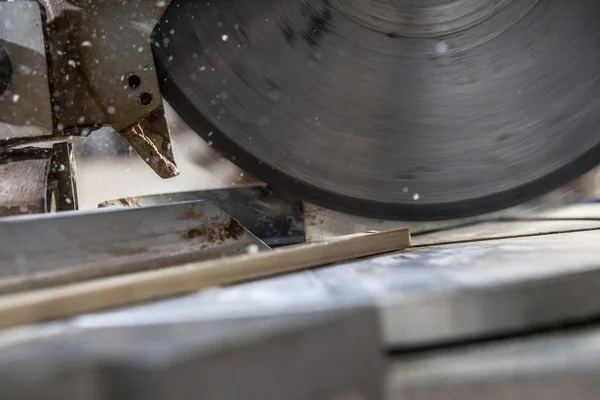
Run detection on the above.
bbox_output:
[153,0,600,220]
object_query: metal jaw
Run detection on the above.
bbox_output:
[35,0,178,178]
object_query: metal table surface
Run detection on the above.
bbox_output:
[1,206,599,349]
[69,228,600,347]
[387,323,600,400]
[0,203,600,398]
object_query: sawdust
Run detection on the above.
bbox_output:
[181,218,245,243]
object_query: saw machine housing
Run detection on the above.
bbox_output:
[0,0,179,215]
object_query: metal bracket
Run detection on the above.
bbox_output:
[48,142,78,211]
[37,0,179,178]
[0,144,79,216]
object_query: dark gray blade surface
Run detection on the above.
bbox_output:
[153,0,600,220]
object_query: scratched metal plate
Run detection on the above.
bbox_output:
[0,201,267,294]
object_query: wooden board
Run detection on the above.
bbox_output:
[0,228,410,330]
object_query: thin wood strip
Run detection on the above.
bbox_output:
[0,229,410,330]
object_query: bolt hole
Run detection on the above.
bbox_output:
[127,74,141,89]
[139,92,153,106]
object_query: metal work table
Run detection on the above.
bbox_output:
[388,324,600,399]
[1,199,600,398]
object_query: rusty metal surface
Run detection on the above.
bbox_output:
[0,148,53,216]
[38,0,171,131]
[48,142,78,211]
[33,0,178,179]
[100,185,305,247]
[0,200,267,294]
[119,108,179,178]
[0,143,79,216]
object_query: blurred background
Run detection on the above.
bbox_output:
[73,102,259,209]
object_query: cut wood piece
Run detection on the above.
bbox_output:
[0,228,411,330]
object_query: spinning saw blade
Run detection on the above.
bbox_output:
[152,0,600,220]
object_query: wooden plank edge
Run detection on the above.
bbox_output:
[0,228,411,330]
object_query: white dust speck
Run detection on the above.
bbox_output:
[435,41,448,54]
[18,64,32,75]
[402,187,408,193]
[106,106,116,114]
[246,244,259,254]
[12,94,19,103]
[81,41,92,47]
[222,34,229,41]
[413,193,420,200]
